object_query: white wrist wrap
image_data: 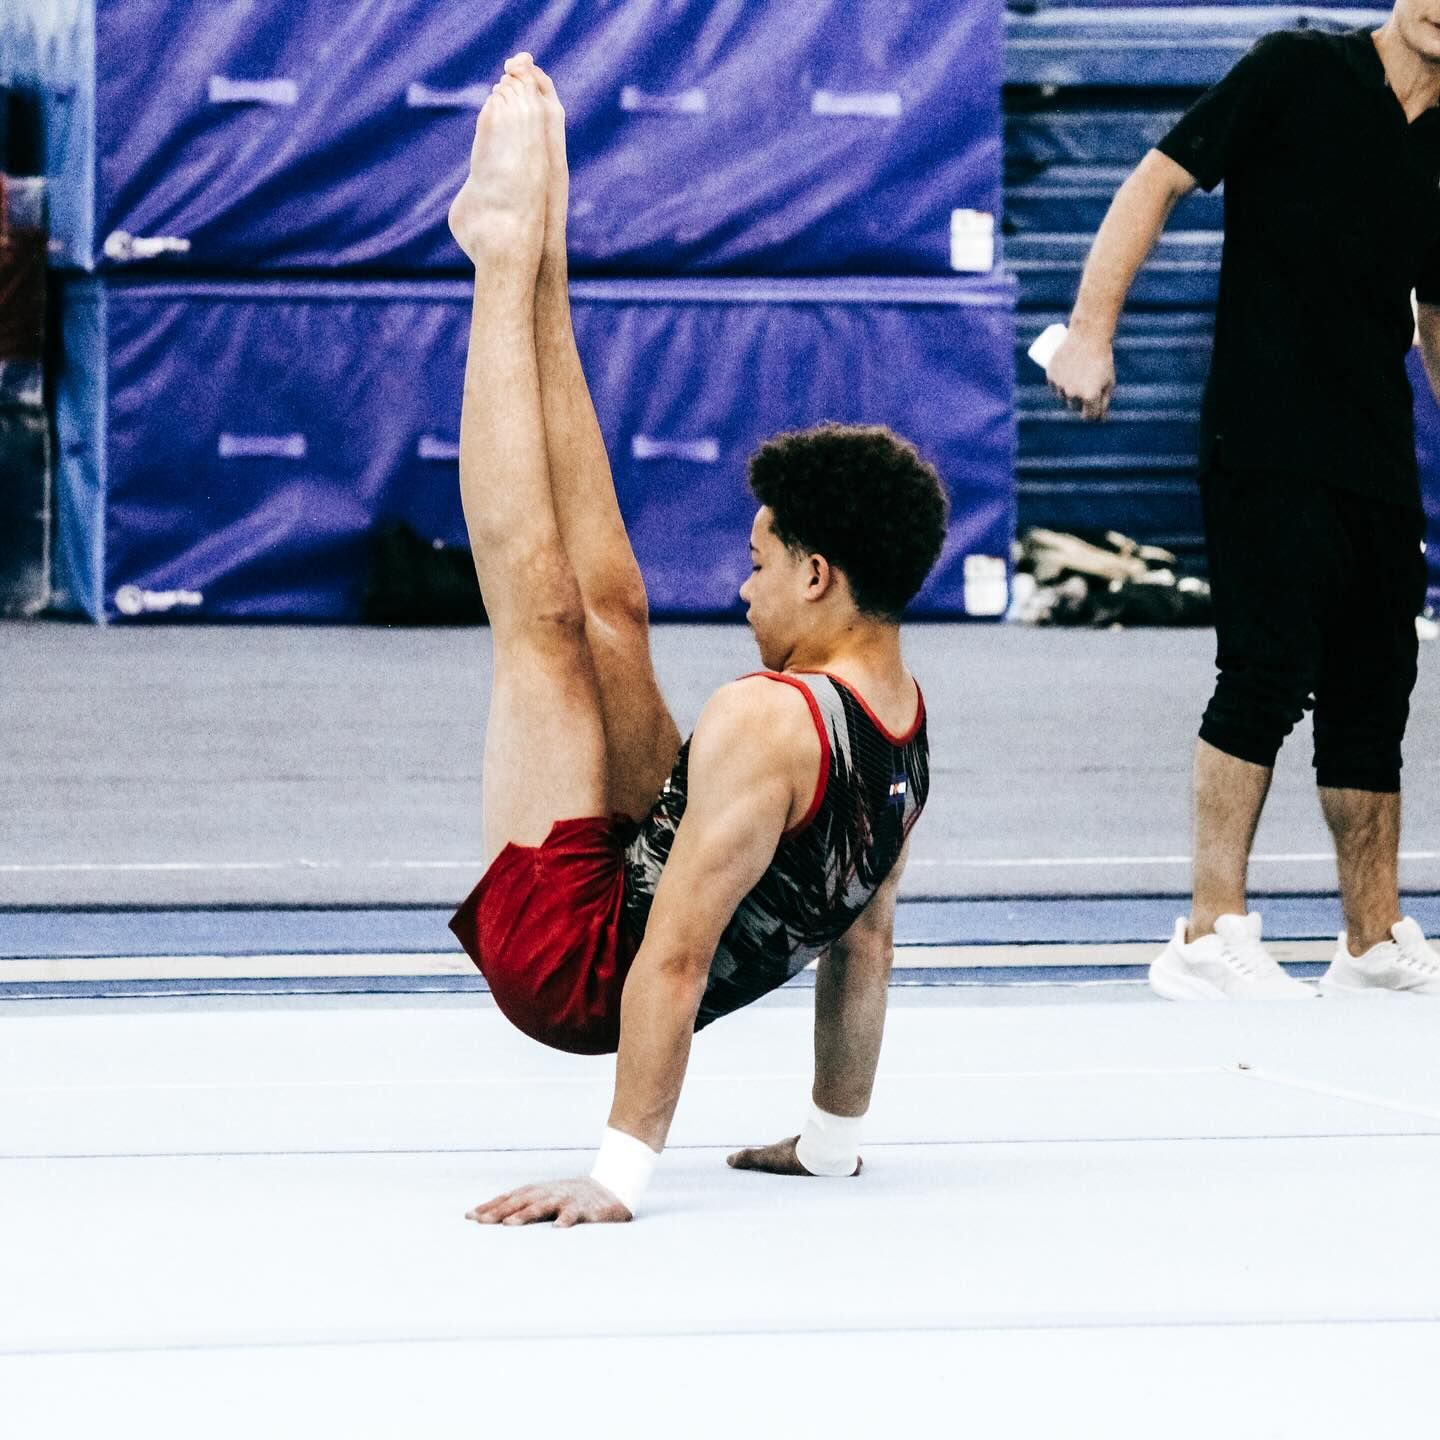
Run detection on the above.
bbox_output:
[795,1101,864,1177]
[589,1127,659,1215]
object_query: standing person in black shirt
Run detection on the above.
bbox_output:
[1047,6,1440,998]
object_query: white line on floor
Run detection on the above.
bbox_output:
[8,1310,1440,1360]
[0,1065,1229,1098]
[1235,1064,1440,1125]
[912,851,1440,870]
[8,1132,1430,1166]
[4,851,1440,876]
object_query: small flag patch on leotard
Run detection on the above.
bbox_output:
[889,779,907,799]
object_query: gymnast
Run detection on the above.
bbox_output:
[447,55,946,1225]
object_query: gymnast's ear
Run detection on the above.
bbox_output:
[805,552,837,601]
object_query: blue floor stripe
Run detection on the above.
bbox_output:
[896,895,1440,946]
[0,908,459,960]
[3,896,1439,960]
[0,961,1333,1002]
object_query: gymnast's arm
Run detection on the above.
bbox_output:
[812,838,907,1116]
[726,838,908,1178]
[465,678,812,1226]
[605,680,812,1143]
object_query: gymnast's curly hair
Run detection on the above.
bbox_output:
[747,422,950,622]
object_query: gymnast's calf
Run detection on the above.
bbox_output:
[446,55,947,1225]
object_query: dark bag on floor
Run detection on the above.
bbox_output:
[362,523,487,626]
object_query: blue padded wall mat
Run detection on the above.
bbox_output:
[8,0,1003,278]
[53,275,1017,623]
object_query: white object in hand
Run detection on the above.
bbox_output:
[1027,323,1068,373]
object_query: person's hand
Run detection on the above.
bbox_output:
[466,1177,632,1228]
[1048,329,1117,421]
[726,1135,863,1178]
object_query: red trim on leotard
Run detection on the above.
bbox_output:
[791,670,924,746]
[744,671,831,838]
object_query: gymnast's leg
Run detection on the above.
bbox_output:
[508,54,682,822]
[448,67,608,865]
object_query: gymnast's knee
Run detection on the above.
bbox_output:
[484,538,590,652]
[583,564,650,638]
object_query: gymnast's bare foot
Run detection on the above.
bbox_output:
[447,62,547,279]
[504,53,569,270]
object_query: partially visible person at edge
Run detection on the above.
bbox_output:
[1048,2,1440,1000]
[446,55,947,1225]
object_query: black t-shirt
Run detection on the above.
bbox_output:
[1156,27,1440,507]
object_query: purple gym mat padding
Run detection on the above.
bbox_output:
[9,0,1001,278]
[54,275,1016,622]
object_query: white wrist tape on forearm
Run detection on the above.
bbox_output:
[795,1100,864,1177]
[590,1126,660,1214]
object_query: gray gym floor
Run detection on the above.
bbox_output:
[7,622,1440,1440]
[4,619,1438,908]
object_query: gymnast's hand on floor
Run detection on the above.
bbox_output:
[466,1177,632,1228]
[726,1136,863,1178]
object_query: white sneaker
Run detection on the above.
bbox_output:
[1319,917,1440,997]
[1148,913,1315,1001]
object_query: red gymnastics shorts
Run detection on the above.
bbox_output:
[448,816,641,1056]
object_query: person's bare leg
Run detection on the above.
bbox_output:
[1320,786,1403,954]
[507,54,682,820]
[1188,738,1272,940]
[449,69,608,864]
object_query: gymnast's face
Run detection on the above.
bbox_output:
[1394,0,1440,61]
[740,506,812,670]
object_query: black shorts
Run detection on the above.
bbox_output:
[1199,467,1427,792]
